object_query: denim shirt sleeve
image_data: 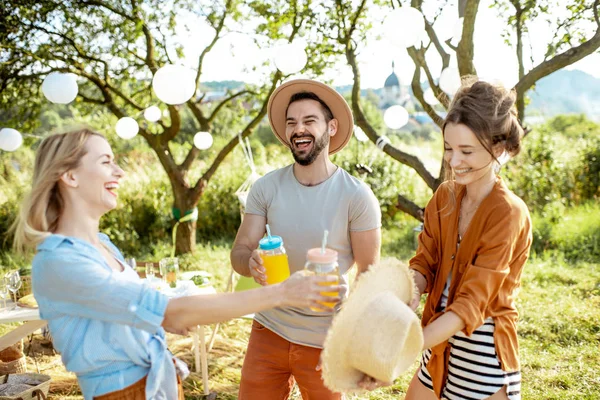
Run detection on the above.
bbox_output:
[33,243,169,334]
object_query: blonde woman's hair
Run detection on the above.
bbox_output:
[11,129,104,253]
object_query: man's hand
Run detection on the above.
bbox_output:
[249,249,267,286]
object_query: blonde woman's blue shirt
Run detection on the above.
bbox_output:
[32,234,175,400]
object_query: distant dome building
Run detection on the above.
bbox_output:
[382,62,409,108]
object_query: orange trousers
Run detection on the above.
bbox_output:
[94,373,184,400]
[239,320,343,400]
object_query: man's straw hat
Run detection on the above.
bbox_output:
[321,258,424,393]
[267,79,353,155]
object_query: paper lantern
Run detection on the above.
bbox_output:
[41,72,78,104]
[0,128,23,152]
[439,67,461,96]
[383,7,426,49]
[115,117,139,139]
[193,131,213,150]
[274,41,308,75]
[383,105,409,130]
[354,125,369,142]
[144,106,161,122]
[423,87,440,105]
[451,17,464,45]
[152,65,196,105]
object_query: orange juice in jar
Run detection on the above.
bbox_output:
[258,235,290,285]
[304,248,340,311]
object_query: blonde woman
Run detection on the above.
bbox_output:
[12,129,339,400]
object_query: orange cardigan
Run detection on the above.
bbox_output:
[410,177,532,398]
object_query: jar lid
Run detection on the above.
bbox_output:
[259,235,284,250]
[306,248,338,264]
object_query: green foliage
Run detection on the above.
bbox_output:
[530,202,600,262]
[99,152,172,256]
[575,138,600,201]
[333,138,433,227]
[504,129,576,213]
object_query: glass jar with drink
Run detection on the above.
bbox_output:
[159,257,179,288]
[304,248,340,311]
[258,233,290,285]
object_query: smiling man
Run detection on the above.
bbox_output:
[231,79,382,399]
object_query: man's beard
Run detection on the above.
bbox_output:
[291,129,330,166]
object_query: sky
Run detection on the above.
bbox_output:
[179,0,600,90]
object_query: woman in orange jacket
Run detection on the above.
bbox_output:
[405,78,532,400]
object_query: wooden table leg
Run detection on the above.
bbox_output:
[199,324,209,396]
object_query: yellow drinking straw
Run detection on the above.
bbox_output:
[321,230,329,254]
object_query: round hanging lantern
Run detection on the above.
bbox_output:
[451,17,464,45]
[152,65,196,105]
[354,125,369,142]
[144,106,162,122]
[41,72,78,104]
[274,41,308,75]
[439,67,461,96]
[0,128,23,152]
[423,87,440,105]
[383,7,426,49]
[115,117,139,139]
[383,105,409,130]
[193,131,213,150]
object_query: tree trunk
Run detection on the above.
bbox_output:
[175,218,196,255]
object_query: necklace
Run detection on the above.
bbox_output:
[458,196,480,239]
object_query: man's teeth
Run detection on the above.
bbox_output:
[295,140,311,144]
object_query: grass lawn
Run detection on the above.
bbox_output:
[10,235,600,399]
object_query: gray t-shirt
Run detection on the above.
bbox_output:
[245,164,381,348]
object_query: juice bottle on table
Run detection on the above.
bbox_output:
[258,235,290,285]
[304,248,340,311]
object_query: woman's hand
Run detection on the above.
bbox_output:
[249,249,267,286]
[410,270,427,311]
[357,374,392,391]
[278,271,341,310]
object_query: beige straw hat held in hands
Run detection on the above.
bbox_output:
[321,257,424,393]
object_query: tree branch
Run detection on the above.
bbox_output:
[457,0,480,76]
[191,71,283,203]
[194,0,232,89]
[515,26,600,103]
[207,89,252,123]
[397,193,425,221]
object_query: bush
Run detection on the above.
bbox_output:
[503,129,576,213]
[575,138,600,201]
[530,202,600,262]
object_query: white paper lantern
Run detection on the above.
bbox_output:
[115,117,139,139]
[383,7,426,49]
[423,87,440,105]
[354,125,368,142]
[152,65,196,105]
[41,72,78,104]
[144,106,162,122]
[0,128,23,152]
[193,131,213,150]
[274,42,308,75]
[383,105,409,130]
[451,17,464,45]
[439,67,462,96]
